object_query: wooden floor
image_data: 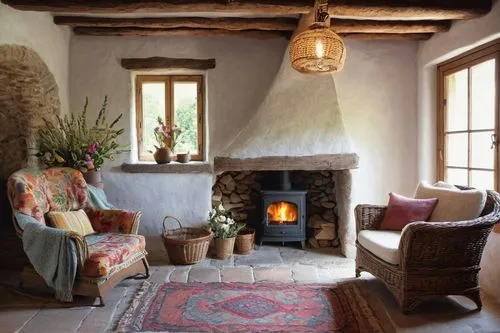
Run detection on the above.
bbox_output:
[0,246,499,333]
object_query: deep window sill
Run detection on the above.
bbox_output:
[121,162,212,174]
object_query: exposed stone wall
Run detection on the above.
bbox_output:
[212,171,338,249]
[0,44,60,269]
[0,44,60,178]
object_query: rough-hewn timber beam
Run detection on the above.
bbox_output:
[2,0,492,19]
[213,154,359,173]
[332,19,450,33]
[341,33,433,40]
[121,57,216,70]
[73,27,290,39]
[55,16,450,34]
[54,16,298,31]
[2,0,313,14]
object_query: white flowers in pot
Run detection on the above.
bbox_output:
[208,204,244,239]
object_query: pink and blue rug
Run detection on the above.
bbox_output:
[116,281,393,332]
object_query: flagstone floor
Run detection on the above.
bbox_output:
[0,245,499,333]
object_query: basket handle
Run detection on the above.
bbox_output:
[162,215,182,234]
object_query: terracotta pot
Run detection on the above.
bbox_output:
[235,227,255,255]
[213,237,235,260]
[83,169,104,189]
[154,147,173,164]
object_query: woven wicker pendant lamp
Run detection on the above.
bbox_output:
[290,0,346,74]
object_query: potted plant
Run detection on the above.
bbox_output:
[208,204,244,260]
[150,117,181,164]
[235,227,256,255]
[36,96,124,187]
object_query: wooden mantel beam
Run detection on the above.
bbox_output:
[3,0,492,20]
[55,16,451,34]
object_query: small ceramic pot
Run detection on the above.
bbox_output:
[83,169,104,188]
[177,152,191,163]
[154,147,173,164]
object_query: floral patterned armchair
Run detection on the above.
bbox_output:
[7,167,149,305]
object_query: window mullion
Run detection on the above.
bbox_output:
[165,77,172,126]
[467,67,472,187]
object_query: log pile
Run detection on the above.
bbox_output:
[212,171,263,222]
[212,170,339,248]
[293,171,338,248]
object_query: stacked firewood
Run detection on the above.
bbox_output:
[293,171,338,248]
[212,171,263,222]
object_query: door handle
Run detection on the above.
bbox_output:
[491,133,498,150]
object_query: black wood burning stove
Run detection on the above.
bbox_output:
[259,171,307,249]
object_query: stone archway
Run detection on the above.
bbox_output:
[0,44,61,269]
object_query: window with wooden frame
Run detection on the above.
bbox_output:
[437,39,500,190]
[135,75,204,161]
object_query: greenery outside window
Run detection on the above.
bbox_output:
[135,75,204,161]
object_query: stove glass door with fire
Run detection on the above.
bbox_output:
[260,190,307,248]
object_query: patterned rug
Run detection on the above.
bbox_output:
[115,281,394,333]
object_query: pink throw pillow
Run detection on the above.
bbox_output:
[379,192,438,231]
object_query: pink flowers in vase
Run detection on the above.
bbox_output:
[153,117,181,151]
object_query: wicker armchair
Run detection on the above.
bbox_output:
[355,190,500,314]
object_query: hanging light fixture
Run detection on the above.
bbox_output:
[290,0,346,74]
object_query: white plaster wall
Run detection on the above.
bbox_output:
[70,36,287,257]
[71,35,418,258]
[336,40,419,206]
[417,0,500,302]
[0,3,71,114]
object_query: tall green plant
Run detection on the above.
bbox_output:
[36,96,125,171]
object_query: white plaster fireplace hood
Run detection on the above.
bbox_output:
[214,45,358,172]
[214,46,358,258]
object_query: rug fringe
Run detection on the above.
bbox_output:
[109,281,153,333]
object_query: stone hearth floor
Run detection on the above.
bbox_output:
[1,245,500,332]
[151,245,355,284]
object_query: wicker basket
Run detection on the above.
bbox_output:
[235,227,255,255]
[162,216,213,265]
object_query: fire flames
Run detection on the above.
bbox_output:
[267,202,298,224]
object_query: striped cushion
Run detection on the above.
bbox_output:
[47,209,95,236]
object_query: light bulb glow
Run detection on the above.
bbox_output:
[315,40,325,58]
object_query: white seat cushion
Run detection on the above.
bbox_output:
[358,230,401,265]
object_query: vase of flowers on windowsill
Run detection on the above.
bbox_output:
[36,96,125,188]
[208,204,245,260]
[150,117,181,164]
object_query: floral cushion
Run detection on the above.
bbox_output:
[83,233,147,277]
[8,168,88,224]
[86,209,141,234]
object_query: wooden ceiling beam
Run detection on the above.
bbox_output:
[73,27,433,40]
[331,19,451,33]
[341,33,433,40]
[2,0,492,19]
[2,0,313,14]
[73,27,291,39]
[56,16,450,34]
[54,16,298,31]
